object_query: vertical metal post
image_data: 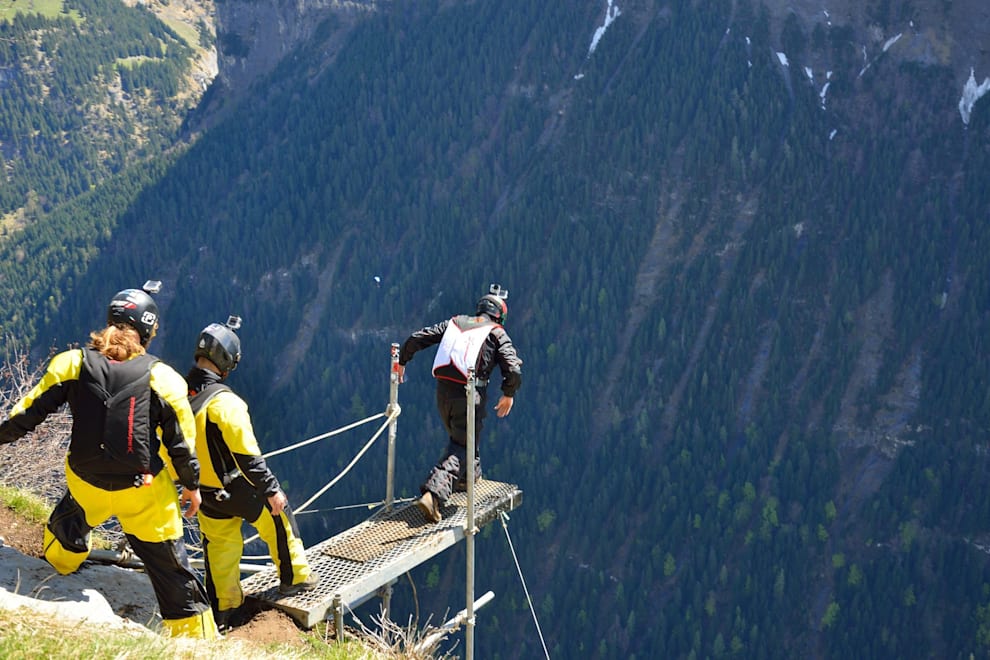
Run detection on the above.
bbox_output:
[465,368,477,660]
[379,581,393,621]
[333,594,344,642]
[386,342,400,510]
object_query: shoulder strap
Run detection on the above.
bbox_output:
[80,348,109,400]
[189,382,238,483]
[189,382,232,415]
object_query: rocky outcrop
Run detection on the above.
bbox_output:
[759,0,990,87]
[214,0,376,92]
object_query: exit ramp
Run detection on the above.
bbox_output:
[241,479,523,629]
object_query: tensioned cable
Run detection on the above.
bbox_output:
[262,411,387,459]
[294,497,416,514]
[294,414,393,514]
[499,511,551,660]
[239,410,397,547]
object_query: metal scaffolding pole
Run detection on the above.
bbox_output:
[385,342,400,510]
[465,368,478,660]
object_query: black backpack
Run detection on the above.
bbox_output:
[79,348,157,475]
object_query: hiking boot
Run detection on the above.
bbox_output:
[278,574,319,596]
[215,608,233,634]
[216,606,249,634]
[416,490,442,523]
[454,474,484,492]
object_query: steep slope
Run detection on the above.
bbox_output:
[0,0,215,235]
[2,0,990,658]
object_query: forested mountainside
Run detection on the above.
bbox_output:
[2,0,990,657]
[0,0,213,232]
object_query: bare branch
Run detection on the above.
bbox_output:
[353,607,456,659]
[0,343,71,504]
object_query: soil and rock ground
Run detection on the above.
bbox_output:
[0,494,309,647]
[0,505,302,645]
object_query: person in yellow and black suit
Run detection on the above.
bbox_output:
[186,316,316,631]
[0,283,218,639]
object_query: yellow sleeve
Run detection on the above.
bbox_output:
[149,361,197,449]
[150,361,198,485]
[207,391,262,456]
[9,349,83,417]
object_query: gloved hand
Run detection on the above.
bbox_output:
[0,422,24,446]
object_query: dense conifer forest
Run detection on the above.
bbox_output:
[2,0,990,657]
[0,0,193,217]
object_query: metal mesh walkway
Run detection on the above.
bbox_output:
[241,479,523,628]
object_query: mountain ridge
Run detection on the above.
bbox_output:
[2,1,990,657]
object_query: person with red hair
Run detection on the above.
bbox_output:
[0,282,217,639]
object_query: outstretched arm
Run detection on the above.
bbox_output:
[0,350,78,444]
[397,320,450,383]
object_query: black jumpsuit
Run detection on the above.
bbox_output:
[399,313,522,501]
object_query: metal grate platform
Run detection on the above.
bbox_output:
[241,480,523,628]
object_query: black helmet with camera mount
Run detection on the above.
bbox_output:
[195,315,242,375]
[476,283,509,324]
[107,280,161,346]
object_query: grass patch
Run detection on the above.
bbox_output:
[0,484,50,524]
[0,608,170,659]
[0,484,114,551]
[0,607,376,659]
[0,0,71,22]
[117,55,157,69]
[157,14,202,49]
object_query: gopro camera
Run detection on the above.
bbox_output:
[489,283,508,300]
[225,315,242,331]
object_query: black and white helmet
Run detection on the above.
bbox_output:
[107,281,161,346]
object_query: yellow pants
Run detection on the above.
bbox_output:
[198,502,311,612]
[44,462,218,639]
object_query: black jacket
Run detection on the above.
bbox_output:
[399,314,523,397]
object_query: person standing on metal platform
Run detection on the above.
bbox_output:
[0,282,218,639]
[396,283,523,523]
[186,316,316,631]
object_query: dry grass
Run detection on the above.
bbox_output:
[0,346,71,503]
[351,610,454,660]
[0,606,376,659]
